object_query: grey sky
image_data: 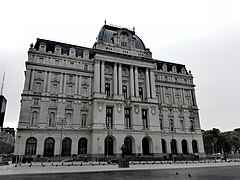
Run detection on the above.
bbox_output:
[1,0,240,131]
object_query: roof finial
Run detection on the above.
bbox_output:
[104,20,106,25]
[133,26,135,32]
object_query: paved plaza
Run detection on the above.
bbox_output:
[1,160,240,179]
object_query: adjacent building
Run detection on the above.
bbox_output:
[14,24,204,160]
[0,95,7,128]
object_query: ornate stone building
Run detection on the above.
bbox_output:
[14,24,204,160]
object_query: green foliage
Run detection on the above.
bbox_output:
[202,128,240,154]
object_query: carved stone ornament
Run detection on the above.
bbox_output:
[151,106,156,115]
[134,105,139,114]
[98,102,103,111]
[117,103,122,112]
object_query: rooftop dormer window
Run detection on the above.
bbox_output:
[39,42,46,52]
[55,45,61,54]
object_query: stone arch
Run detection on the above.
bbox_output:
[192,139,198,153]
[61,137,72,156]
[181,139,188,154]
[142,136,153,155]
[104,136,116,156]
[170,139,178,155]
[78,137,88,154]
[25,137,37,155]
[124,136,135,155]
[161,139,167,153]
[43,137,55,157]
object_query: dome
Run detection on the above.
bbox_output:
[96,25,146,50]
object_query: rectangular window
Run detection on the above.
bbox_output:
[124,108,131,128]
[51,99,57,106]
[106,107,113,129]
[121,42,127,47]
[69,75,73,82]
[139,87,143,100]
[84,64,88,71]
[55,60,59,66]
[160,118,163,130]
[142,109,148,129]
[70,62,74,68]
[51,83,58,94]
[105,83,110,97]
[35,81,42,94]
[66,101,73,107]
[33,99,39,105]
[180,119,184,131]
[122,85,127,100]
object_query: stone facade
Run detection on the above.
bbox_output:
[14,24,204,160]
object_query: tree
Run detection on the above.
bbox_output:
[229,128,240,154]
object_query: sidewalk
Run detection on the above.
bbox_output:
[1,160,240,176]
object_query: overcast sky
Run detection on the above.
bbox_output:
[1,0,240,131]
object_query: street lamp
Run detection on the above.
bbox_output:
[97,137,99,162]
[16,135,21,163]
[57,117,67,158]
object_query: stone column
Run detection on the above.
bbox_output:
[30,70,35,91]
[130,66,134,97]
[74,75,78,94]
[93,59,100,93]
[47,72,51,92]
[171,88,175,104]
[145,68,151,99]
[59,73,63,93]
[24,69,31,91]
[161,86,164,103]
[150,68,156,98]
[118,64,122,96]
[101,61,105,93]
[63,74,67,94]
[134,66,139,97]
[113,63,118,95]
[78,76,82,95]
[181,89,185,105]
[89,77,92,96]
[43,71,48,92]
[191,90,197,106]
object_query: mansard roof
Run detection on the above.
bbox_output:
[34,38,95,58]
[156,60,188,74]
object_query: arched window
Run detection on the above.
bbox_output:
[142,137,150,155]
[49,112,55,126]
[124,137,132,155]
[25,137,37,155]
[61,137,72,156]
[169,119,174,132]
[161,139,167,153]
[66,113,72,126]
[192,140,198,153]
[31,111,38,126]
[78,138,87,154]
[170,139,178,155]
[181,139,188,154]
[105,136,114,156]
[180,120,184,131]
[81,114,87,127]
[43,137,55,157]
[190,120,194,132]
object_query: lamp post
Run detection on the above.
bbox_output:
[97,136,99,162]
[16,135,21,163]
[57,117,67,158]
